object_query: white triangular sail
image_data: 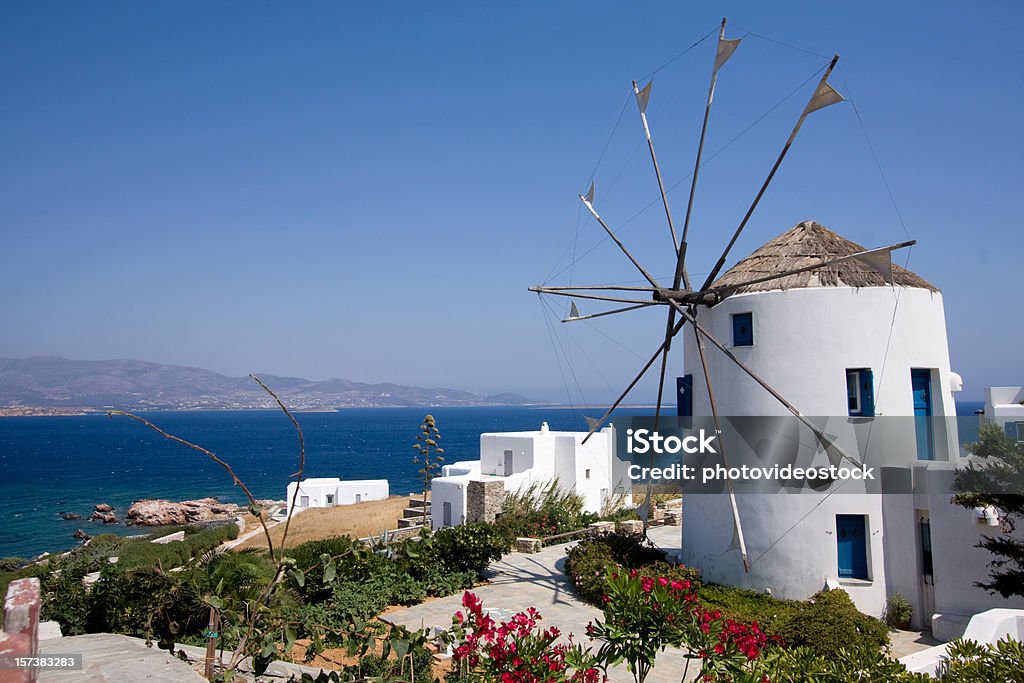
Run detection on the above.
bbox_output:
[635,80,652,114]
[714,37,742,71]
[803,80,845,116]
[854,249,894,284]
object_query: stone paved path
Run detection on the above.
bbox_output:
[38,633,206,682]
[386,526,702,682]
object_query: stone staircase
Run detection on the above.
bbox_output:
[397,495,431,529]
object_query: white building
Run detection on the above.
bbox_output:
[430,422,632,530]
[982,386,1024,441]
[677,221,1023,640]
[286,478,389,513]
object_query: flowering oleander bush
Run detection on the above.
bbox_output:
[447,591,605,682]
[586,569,770,683]
[565,534,700,605]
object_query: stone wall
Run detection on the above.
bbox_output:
[0,578,41,683]
[466,480,505,524]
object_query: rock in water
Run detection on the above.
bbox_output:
[127,498,240,526]
[73,529,90,541]
[59,512,82,521]
[89,511,117,524]
[94,503,114,513]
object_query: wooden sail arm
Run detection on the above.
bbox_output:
[531,284,658,293]
[530,286,661,306]
[692,316,750,572]
[700,54,842,292]
[561,302,656,323]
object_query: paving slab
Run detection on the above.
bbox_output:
[889,628,942,658]
[38,633,205,682]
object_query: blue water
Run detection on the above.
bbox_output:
[0,403,987,559]
[0,407,649,559]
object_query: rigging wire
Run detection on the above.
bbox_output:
[730,25,831,60]
[636,26,719,83]
[542,26,717,286]
[537,295,581,413]
[539,294,591,413]
[544,62,829,285]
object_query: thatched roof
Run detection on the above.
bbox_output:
[710,221,938,294]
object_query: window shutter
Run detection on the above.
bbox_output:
[860,369,875,417]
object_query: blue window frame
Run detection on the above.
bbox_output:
[836,514,869,580]
[732,312,753,347]
[846,369,875,417]
[912,369,934,460]
[677,375,693,417]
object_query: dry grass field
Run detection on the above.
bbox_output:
[237,495,420,550]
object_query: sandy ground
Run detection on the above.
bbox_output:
[233,495,417,550]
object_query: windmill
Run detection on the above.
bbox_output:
[529,19,915,571]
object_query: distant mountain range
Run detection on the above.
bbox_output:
[0,357,540,414]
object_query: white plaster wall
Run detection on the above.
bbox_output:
[335,480,389,505]
[431,426,623,525]
[431,476,469,530]
[682,287,956,419]
[679,285,963,620]
[984,386,1024,436]
[681,492,889,617]
[481,433,538,476]
[286,479,388,512]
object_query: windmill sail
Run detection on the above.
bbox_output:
[803,80,845,115]
[714,37,741,71]
[854,249,894,284]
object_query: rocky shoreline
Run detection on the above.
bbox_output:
[58,497,283,533]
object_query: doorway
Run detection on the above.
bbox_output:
[917,510,935,628]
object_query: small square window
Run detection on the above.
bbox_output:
[585,468,591,480]
[732,312,753,346]
[1016,422,1024,443]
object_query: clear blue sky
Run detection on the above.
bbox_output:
[1,2,1019,403]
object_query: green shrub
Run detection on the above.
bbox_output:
[758,644,929,681]
[495,479,590,539]
[114,523,238,571]
[698,584,803,634]
[564,533,699,605]
[285,535,364,602]
[774,589,889,654]
[86,565,194,638]
[39,569,92,636]
[0,557,25,573]
[940,637,1024,681]
[565,537,620,604]
[884,592,913,628]
[429,523,508,574]
[698,585,887,655]
[416,566,477,597]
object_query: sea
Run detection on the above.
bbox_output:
[0,402,986,559]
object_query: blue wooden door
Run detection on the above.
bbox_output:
[912,369,934,460]
[836,515,868,579]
